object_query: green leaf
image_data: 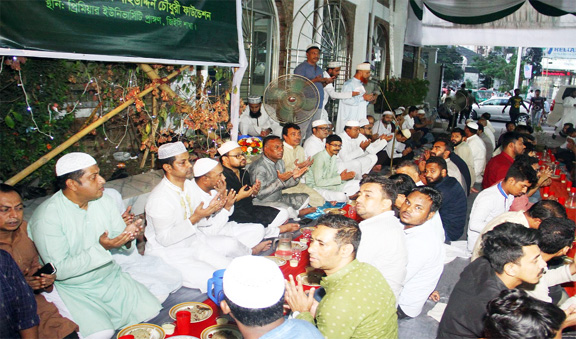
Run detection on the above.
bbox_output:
[5,115,15,129]
[12,111,23,122]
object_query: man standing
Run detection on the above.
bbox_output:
[281,123,325,207]
[424,157,467,242]
[438,223,546,338]
[482,132,525,189]
[356,174,407,299]
[303,119,331,158]
[397,187,446,318]
[145,143,267,292]
[239,95,282,137]
[0,184,78,338]
[528,89,546,127]
[335,63,376,134]
[221,256,324,339]
[29,153,161,338]
[294,44,330,138]
[560,89,576,128]
[502,88,529,123]
[306,135,360,202]
[321,61,359,122]
[338,120,378,179]
[218,141,298,238]
[464,121,487,183]
[250,136,315,218]
[285,214,398,338]
[467,162,537,253]
[451,127,476,186]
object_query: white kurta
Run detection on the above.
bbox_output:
[445,158,466,194]
[239,104,282,137]
[454,142,476,188]
[402,115,415,130]
[322,71,354,122]
[303,134,326,158]
[145,177,264,292]
[357,211,407,300]
[465,134,487,183]
[338,132,378,179]
[335,78,368,134]
[371,121,394,138]
[561,96,576,127]
[386,137,407,159]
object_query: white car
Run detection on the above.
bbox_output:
[471,97,529,122]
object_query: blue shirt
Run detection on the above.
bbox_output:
[0,249,39,337]
[294,61,324,108]
[260,318,324,339]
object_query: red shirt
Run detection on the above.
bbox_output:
[482,152,514,189]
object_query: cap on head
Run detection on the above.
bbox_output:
[466,121,479,130]
[158,142,187,160]
[356,63,371,71]
[327,61,341,68]
[223,256,285,309]
[218,141,241,156]
[345,120,360,127]
[395,109,403,116]
[306,44,320,52]
[398,106,406,111]
[417,109,426,115]
[56,152,97,176]
[358,118,370,127]
[193,158,218,177]
[312,119,329,127]
[401,129,411,139]
[247,95,262,104]
[383,111,394,116]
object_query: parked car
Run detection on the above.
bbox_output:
[546,85,576,126]
[471,89,493,103]
[471,97,529,122]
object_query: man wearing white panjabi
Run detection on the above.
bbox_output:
[239,95,282,137]
[303,119,331,158]
[321,61,360,122]
[334,63,377,134]
[338,120,378,179]
[145,142,268,292]
[561,89,576,127]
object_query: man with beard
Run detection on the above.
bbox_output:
[303,119,331,158]
[483,132,525,189]
[424,157,467,242]
[372,111,396,141]
[239,95,282,137]
[451,127,476,188]
[338,120,378,179]
[438,223,546,338]
[419,138,466,193]
[249,136,315,218]
[464,122,487,184]
[467,162,538,253]
[321,61,360,122]
[397,187,445,318]
[294,44,330,138]
[218,141,299,238]
[335,63,377,134]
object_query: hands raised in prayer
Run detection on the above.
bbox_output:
[285,274,318,317]
[360,139,370,150]
[292,166,309,179]
[236,185,255,201]
[340,169,355,181]
[224,189,236,211]
[294,157,313,169]
[277,170,294,182]
[189,192,227,224]
[252,179,261,196]
[380,134,393,141]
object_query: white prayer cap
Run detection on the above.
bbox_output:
[306,43,320,52]
[417,109,426,115]
[223,256,285,309]
[359,118,370,127]
[312,119,329,127]
[395,109,403,116]
[158,142,187,160]
[466,121,479,130]
[56,152,97,176]
[356,63,371,71]
[345,120,360,127]
[193,158,218,177]
[327,61,341,68]
[398,106,406,111]
[517,120,527,126]
[383,111,394,116]
[247,95,262,104]
[218,141,241,156]
[400,129,412,139]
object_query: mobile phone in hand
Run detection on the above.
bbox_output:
[33,263,56,277]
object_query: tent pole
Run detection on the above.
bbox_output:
[514,47,523,90]
[5,66,189,186]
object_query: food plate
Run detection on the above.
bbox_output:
[169,302,213,323]
[201,324,242,339]
[117,323,165,339]
[264,256,286,266]
[298,272,322,287]
[324,208,346,215]
[291,241,308,251]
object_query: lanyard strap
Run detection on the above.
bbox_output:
[497,182,509,201]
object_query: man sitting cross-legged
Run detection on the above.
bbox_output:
[145,142,268,293]
[285,214,398,338]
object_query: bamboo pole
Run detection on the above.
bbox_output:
[140,96,159,168]
[6,66,189,186]
[139,64,179,99]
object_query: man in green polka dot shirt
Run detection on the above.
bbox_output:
[285,214,398,338]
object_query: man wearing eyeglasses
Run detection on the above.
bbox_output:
[218,141,299,238]
[306,134,360,202]
[303,119,331,159]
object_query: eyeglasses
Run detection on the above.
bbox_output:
[328,143,342,148]
[317,127,331,131]
[226,153,246,159]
